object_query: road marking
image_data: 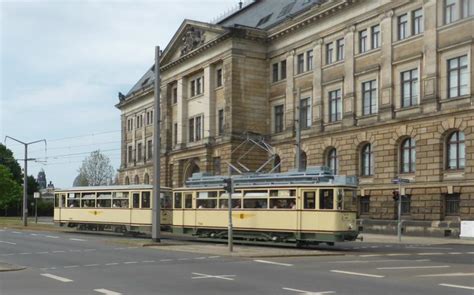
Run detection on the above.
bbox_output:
[468,252,474,254]
[69,250,81,252]
[41,273,73,282]
[178,258,190,261]
[84,264,99,267]
[377,265,450,270]
[64,265,79,269]
[45,235,59,239]
[52,250,66,253]
[331,259,430,264]
[114,247,127,250]
[417,252,443,255]
[194,257,206,260]
[2,253,14,256]
[94,288,123,295]
[207,256,220,259]
[0,241,17,245]
[359,254,382,257]
[282,287,335,294]
[12,231,22,234]
[142,260,155,263]
[191,272,236,281]
[105,263,119,266]
[386,253,410,256]
[36,251,49,254]
[19,252,32,255]
[127,246,138,249]
[418,272,474,277]
[254,259,293,267]
[439,283,474,290]
[330,270,385,278]
[69,238,86,241]
[83,249,96,252]
[123,261,137,264]
[30,233,39,236]
[160,259,172,262]
[407,246,452,250]
[448,252,462,255]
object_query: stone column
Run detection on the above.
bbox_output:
[285,50,295,132]
[176,77,188,147]
[343,26,356,127]
[203,65,215,139]
[378,10,394,121]
[421,0,438,113]
[312,39,324,132]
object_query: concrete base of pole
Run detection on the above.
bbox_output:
[152,238,161,243]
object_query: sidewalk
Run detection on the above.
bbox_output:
[359,233,474,245]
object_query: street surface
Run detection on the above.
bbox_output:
[1,228,473,295]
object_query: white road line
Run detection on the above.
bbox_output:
[123,261,137,264]
[194,257,206,260]
[105,263,119,266]
[330,270,385,278]
[64,265,79,269]
[377,265,450,270]
[142,260,155,263]
[448,252,462,255]
[0,241,17,245]
[439,283,474,290]
[282,287,335,294]
[41,273,73,282]
[407,246,452,250]
[178,258,190,261]
[52,250,66,253]
[36,252,49,254]
[113,247,127,250]
[84,264,99,267]
[45,235,59,239]
[12,231,22,234]
[359,254,382,257]
[69,238,86,241]
[467,252,474,254]
[386,253,410,256]
[94,288,123,295]
[417,252,443,255]
[30,233,39,236]
[191,272,236,281]
[331,259,430,264]
[19,252,32,255]
[2,254,14,256]
[207,256,220,259]
[69,250,81,252]
[83,249,96,252]
[254,260,293,267]
[127,247,138,249]
[418,272,474,277]
[160,259,172,262]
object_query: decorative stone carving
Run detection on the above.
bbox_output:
[180,27,206,56]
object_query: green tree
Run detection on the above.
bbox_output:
[0,164,22,215]
[77,150,114,186]
[0,144,22,184]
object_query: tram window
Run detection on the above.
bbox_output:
[61,194,66,208]
[243,199,267,209]
[112,199,128,208]
[68,193,80,208]
[142,192,151,208]
[132,193,140,208]
[198,191,218,199]
[319,189,334,209]
[336,189,344,210]
[197,199,217,208]
[303,192,315,209]
[54,194,60,208]
[244,191,268,198]
[97,192,112,208]
[81,193,95,208]
[161,194,172,209]
[184,193,193,208]
[218,199,241,209]
[174,193,182,209]
[270,198,296,209]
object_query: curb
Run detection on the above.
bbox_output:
[0,263,27,273]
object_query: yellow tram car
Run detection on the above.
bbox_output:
[54,185,173,233]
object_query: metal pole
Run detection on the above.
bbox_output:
[35,198,38,224]
[228,166,233,252]
[152,46,161,243]
[397,180,402,243]
[23,145,28,227]
[295,88,301,171]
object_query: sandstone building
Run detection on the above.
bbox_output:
[116,0,474,236]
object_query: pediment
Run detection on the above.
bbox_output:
[161,20,228,65]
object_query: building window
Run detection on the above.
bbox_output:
[398,14,408,40]
[336,38,344,61]
[137,143,142,162]
[401,138,416,173]
[190,80,196,97]
[299,98,311,129]
[359,196,370,214]
[189,115,203,143]
[371,25,380,49]
[128,146,133,164]
[196,77,202,95]
[401,195,411,215]
[134,175,139,185]
[272,63,279,82]
[173,123,178,146]
[195,116,202,141]
[447,131,465,170]
[190,77,203,97]
[359,29,367,53]
[361,143,373,176]
[412,9,424,35]
[188,118,194,142]
[362,80,377,115]
[274,104,284,133]
[300,151,307,171]
[306,50,313,71]
[326,43,333,64]
[445,0,458,24]
[213,157,221,175]
[448,55,469,98]
[329,89,342,122]
[445,193,460,215]
[125,176,130,185]
[172,86,178,104]
[273,155,281,173]
[280,60,287,80]
[216,68,222,87]
[297,53,304,74]
[218,109,224,135]
[327,148,338,174]
[147,140,152,159]
[144,174,150,185]
[462,0,474,18]
[127,118,133,131]
[401,69,418,107]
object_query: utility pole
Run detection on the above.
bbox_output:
[152,45,162,243]
[224,166,234,252]
[295,88,301,171]
[4,137,46,227]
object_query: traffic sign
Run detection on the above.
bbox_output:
[34,192,41,199]
[392,178,410,184]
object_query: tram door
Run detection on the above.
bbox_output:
[299,190,317,232]
[130,191,141,225]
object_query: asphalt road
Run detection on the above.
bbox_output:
[1,228,473,295]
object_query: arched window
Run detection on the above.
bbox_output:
[447,131,465,170]
[401,138,416,173]
[300,151,307,171]
[361,143,373,176]
[134,175,139,184]
[327,148,338,174]
[125,176,130,185]
[144,173,150,184]
[273,155,281,173]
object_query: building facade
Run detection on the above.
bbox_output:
[116,0,474,236]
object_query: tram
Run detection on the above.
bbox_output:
[54,185,173,233]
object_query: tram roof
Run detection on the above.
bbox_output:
[54,184,171,192]
[184,166,358,189]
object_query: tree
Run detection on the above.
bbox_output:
[0,143,22,184]
[0,165,22,215]
[77,150,114,186]
[73,173,89,187]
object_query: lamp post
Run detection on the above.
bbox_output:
[392,177,409,242]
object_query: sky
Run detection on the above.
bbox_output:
[0,0,242,188]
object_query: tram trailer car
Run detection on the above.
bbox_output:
[174,167,359,245]
[54,185,173,234]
